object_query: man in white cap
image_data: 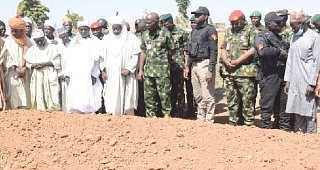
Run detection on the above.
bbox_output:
[284,9,320,134]
[57,27,71,112]
[43,20,58,44]
[101,13,140,116]
[23,29,61,110]
[64,20,102,114]
[23,17,33,38]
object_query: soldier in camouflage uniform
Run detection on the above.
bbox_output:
[275,9,294,129]
[134,19,147,117]
[221,10,258,126]
[138,12,176,118]
[250,10,265,31]
[162,13,188,118]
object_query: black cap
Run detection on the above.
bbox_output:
[191,6,210,16]
[264,12,284,23]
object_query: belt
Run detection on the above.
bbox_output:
[192,57,209,62]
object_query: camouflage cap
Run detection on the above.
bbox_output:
[250,10,262,17]
[189,15,195,21]
[159,14,165,22]
[162,13,173,22]
[311,14,320,23]
[275,9,289,16]
[305,14,312,23]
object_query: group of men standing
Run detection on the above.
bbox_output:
[1,6,320,134]
[220,8,320,134]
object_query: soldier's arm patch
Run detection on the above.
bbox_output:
[211,33,217,40]
[258,43,264,50]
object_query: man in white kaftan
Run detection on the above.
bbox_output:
[64,20,102,114]
[2,16,33,109]
[101,14,140,116]
[24,30,61,110]
[284,10,320,134]
[57,27,71,112]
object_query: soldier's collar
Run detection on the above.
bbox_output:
[196,22,208,29]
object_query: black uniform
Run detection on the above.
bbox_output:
[254,30,290,131]
[186,22,218,71]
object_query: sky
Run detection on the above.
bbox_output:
[1,0,319,29]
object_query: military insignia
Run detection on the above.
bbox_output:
[156,42,162,47]
[147,43,152,50]
[240,35,245,41]
[234,16,238,21]
[211,33,217,40]
[258,44,263,50]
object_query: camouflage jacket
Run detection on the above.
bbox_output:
[253,23,265,32]
[280,26,293,46]
[135,31,143,41]
[220,24,259,77]
[141,28,175,77]
[170,27,188,69]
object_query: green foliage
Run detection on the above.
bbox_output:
[16,0,50,27]
[174,14,189,30]
[175,0,190,19]
[65,10,84,33]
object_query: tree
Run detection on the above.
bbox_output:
[175,0,190,19]
[174,15,189,30]
[17,0,50,27]
[65,10,84,33]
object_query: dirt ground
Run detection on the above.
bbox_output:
[0,95,320,169]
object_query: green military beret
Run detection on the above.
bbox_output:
[250,10,262,17]
[189,15,195,21]
[311,14,320,23]
[275,9,289,16]
[161,13,173,22]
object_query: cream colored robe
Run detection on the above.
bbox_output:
[24,41,61,111]
[101,32,140,116]
[2,36,33,109]
[64,35,102,114]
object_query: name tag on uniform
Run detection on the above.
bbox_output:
[147,43,152,50]
[226,42,230,50]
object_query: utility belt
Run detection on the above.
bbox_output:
[191,56,209,62]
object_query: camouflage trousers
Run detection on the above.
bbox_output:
[225,76,256,125]
[170,63,185,117]
[144,76,171,117]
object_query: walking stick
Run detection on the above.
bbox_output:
[122,75,127,115]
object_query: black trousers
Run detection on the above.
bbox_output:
[259,73,290,130]
[135,80,146,117]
